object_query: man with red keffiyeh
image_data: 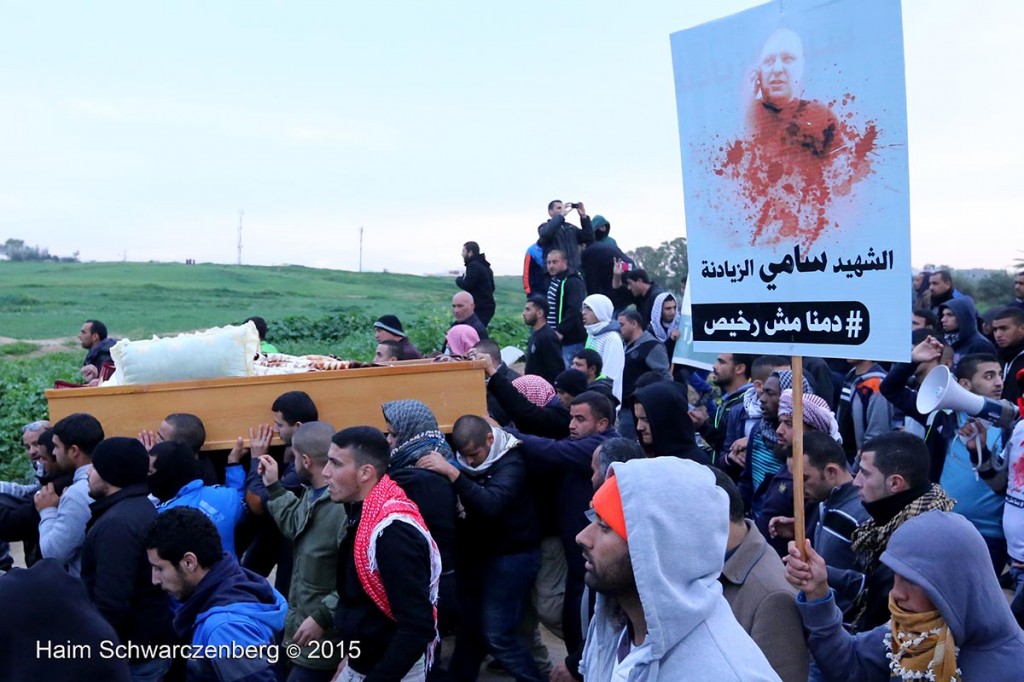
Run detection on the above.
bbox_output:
[323,426,441,682]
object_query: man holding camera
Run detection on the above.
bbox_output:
[537,200,594,275]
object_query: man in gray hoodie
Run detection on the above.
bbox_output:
[577,457,781,681]
[786,510,1024,681]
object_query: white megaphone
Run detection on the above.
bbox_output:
[916,365,1017,427]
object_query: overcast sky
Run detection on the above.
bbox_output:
[1,0,1019,276]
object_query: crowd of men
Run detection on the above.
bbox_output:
[3,203,1024,682]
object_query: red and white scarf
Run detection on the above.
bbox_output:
[354,474,442,667]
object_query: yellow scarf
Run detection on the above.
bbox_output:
[887,595,960,682]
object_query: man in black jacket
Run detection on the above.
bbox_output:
[418,416,544,682]
[325,426,439,682]
[523,295,564,385]
[456,241,496,326]
[83,437,175,679]
[632,382,711,465]
[78,319,118,385]
[537,200,594,274]
[544,249,587,368]
[992,306,1024,404]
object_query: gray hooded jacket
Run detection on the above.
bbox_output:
[580,458,781,681]
[798,510,1024,680]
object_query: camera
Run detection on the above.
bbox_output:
[566,203,578,209]
[620,262,632,273]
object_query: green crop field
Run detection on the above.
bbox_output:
[0,260,532,481]
[0,260,527,340]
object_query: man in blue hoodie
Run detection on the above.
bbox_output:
[145,507,287,682]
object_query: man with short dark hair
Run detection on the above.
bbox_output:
[1011,271,1024,311]
[259,422,348,681]
[324,426,441,682]
[78,319,117,385]
[882,339,1010,575]
[83,437,175,679]
[545,249,587,367]
[145,507,287,682]
[707,353,755,461]
[374,315,423,360]
[992,306,1024,404]
[505,392,618,659]
[928,269,962,315]
[819,431,954,631]
[537,200,594,275]
[570,348,603,384]
[139,412,219,485]
[35,412,104,576]
[471,339,520,425]
[768,432,870,610]
[611,269,665,328]
[523,295,564,384]
[911,308,937,332]
[616,309,669,438]
[418,416,543,682]
[375,340,403,363]
[456,241,496,326]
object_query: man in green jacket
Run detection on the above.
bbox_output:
[258,421,348,682]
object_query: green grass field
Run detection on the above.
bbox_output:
[0,260,527,340]
[0,260,532,480]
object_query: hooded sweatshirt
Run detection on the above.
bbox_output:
[633,382,711,465]
[939,296,996,366]
[584,294,625,403]
[580,458,781,681]
[798,510,1024,681]
[174,553,288,682]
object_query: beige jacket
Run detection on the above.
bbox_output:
[721,520,808,682]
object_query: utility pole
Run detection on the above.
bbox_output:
[359,226,364,273]
[237,210,244,265]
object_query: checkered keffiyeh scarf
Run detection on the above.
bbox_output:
[512,374,556,407]
[850,483,955,567]
[383,399,454,470]
[354,474,442,667]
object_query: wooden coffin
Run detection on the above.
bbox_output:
[45,360,487,450]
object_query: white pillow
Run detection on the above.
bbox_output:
[111,322,259,385]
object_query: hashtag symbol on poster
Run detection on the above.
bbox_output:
[845,310,863,339]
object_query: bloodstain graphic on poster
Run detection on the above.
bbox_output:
[696,28,881,251]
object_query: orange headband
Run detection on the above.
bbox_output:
[592,474,627,540]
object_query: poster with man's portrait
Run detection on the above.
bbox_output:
[671,0,910,361]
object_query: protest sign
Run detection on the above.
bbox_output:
[671,0,910,361]
[672,275,718,370]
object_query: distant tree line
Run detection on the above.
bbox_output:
[0,238,79,262]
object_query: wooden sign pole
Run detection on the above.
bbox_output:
[792,355,807,559]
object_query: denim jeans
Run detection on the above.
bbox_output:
[339,658,425,682]
[561,343,584,370]
[450,550,544,682]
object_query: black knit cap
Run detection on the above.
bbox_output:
[91,437,150,489]
[553,369,588,397]
[374,315,405,337]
